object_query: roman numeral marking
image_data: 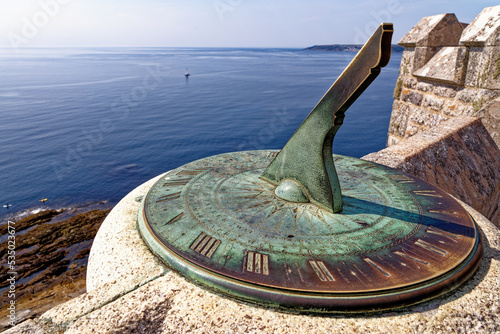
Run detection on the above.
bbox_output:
[387,174,415,183]
[246,251,269,275]
[163,179,191,187]
[413,190,443,198]
[428,209,459,216]
[176,168,209,176]
[353,162,377,170]
[164,212,184,225]
[309,260,335,282]
[363,258,391,277]
[156,192,181,203]
[415,239,448,256]
[190,232,221,258]
[393,251,430,266]
[426,226,460,241]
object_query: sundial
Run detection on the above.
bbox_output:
[138,24,482,313]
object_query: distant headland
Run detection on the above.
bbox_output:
[304,44,404,52]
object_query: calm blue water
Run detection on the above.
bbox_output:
[0,48,401,219]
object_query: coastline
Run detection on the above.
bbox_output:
[304,44,404,52]
[0,202,113,330]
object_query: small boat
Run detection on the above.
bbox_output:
[185,68,190,77]
[39,198,48,202]
[3,203,11,209]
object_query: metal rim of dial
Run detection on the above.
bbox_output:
[138,150,482,313]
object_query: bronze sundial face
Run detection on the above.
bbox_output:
[138,24,482,312]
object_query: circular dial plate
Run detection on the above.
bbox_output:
[140,151,479,296]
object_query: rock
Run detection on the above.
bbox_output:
[0,208,110,332]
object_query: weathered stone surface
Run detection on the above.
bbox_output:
[414,47,469,85]
[481,97,500,146]
[386,134,400,146]
[402,76,417,89]
[456,88,498,110]
[460,6,500,46]
[405,124,419,137]
[399,13,464,47]
[399,49,414,76]
[401,89,423,105]
[434,85,458,98]
[86,173,168,292]
[443,100,474,117]
[421,94,445,111]
[409,106,448,126]
[2,320,45,334]
[416,81,434,92]
[465,46,500,89]
[365,117,500,225]
[388,101,410,137]
[413,46,441,72]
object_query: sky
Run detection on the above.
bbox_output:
[0,0,498,48]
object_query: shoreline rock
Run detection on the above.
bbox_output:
[0,206,111,331]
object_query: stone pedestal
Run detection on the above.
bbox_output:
[7,168,496,333]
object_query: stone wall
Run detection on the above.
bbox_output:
[364,117,500,225]
[388,7,500,148]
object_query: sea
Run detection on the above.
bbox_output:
[0,47,402,221]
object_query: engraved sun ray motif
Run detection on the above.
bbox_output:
[156,192,181,203]
[393,250,430,267]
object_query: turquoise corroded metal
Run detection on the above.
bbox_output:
[138,23,482,312]
[261,23,393,213]
[138,151,482,312]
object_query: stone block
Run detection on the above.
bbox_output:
[414,47,469,85]
[481,97,500,148]
[399,13,464,47]
[457,88,478,103]
[405,124,419,137]
[421,95,445,111]
[413,46,441,72]
[434,85,458,98]
[465,46,500,89]
[365,117,500,225]
[416,81,434,92]
[456,88,498,112]
[409,107,448,126]
[443,100,472,116]
[399,50,414,76]
[401,89,423,105]
[386,134,400,146]
[460,6,500,46]
[388,100,410,138]
[402,77,417,89]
